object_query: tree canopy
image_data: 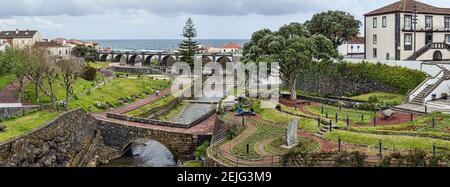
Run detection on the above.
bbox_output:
[305,10,361,48]
[243,22,340,100]
[179,18,200,66]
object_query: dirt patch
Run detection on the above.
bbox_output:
[365,111,416,126]
[0,79,31,104]
[279,99,320,117]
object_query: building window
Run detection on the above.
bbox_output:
[404,15,412,30]
[445,17,450,30]
[425,16,433,30]
[373,17,377,28]
[386,53,390,60]
[404,33,412,50]
[373,48,377,58]
[445,34,450,43]
[382,16,387,27]
[373,34,377,44]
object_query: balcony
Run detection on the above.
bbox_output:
[403,25,450,32]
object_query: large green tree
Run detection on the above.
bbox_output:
[305,11,361,48]
[179,18,199,66]
[243,23,339,100]
[72,45,98,62]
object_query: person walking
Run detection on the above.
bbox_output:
[156,90,160,97]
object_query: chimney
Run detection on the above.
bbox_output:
[15,29,19,35]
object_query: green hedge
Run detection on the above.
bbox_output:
[347,62,426,95]
[297,61,427,96]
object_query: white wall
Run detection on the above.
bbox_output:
[338,43,365,55]
[365,13,397,60]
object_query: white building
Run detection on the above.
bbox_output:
[365,0,450,61]
[0,29,42,48]
[220,42,242,53]
[338,37,365,57]
[0,42,10,52]
[35,41,72,59]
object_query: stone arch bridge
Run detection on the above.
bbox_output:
[99,51,239,67]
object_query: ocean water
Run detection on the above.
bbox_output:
[92,39,249,51]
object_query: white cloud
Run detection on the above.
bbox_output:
[0,0,449,39]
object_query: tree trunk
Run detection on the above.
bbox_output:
[17,78,24,103]
[49,79,56,110]
[65,85,70,110]
[34,80,40,103]
[289,78,297,101]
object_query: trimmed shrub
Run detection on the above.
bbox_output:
[82,66,97,81]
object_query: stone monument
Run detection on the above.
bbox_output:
[282,118,298,149]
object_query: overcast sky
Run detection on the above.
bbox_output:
[0,0,449,39]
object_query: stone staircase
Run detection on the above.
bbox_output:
[406,42,450,60]
[315,124,340,138]
[410,68,450,105]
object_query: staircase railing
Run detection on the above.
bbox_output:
[406,42,450,60]
[408,69,444,102]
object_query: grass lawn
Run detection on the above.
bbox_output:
[351,112,450,138]
[88,61,110,69]
[259,108,320,133]
[324,130,450,151]
[70,77,170,112]
[24,74,104,104]
[232,119,285,160]
[351,92,405,106]
[306,105,376,125]
[126,95,176,117]
[0,74,15,91]
[0,111,61,142]
[183,161,203,167]
[158,101,188,121]
[265,137,320,155]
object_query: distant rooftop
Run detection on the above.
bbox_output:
[222,42,241,49]
[365,0,450,16]
[347,37,365,44]
[0,30,38,39]
[35,41,63,48]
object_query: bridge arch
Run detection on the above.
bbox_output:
[144,55,159,66]
[113,54,127,63]
[216,56,232,67]
[99,54,112,62]
[128,55,143,66]
[161,55,176,67]
[202,56,212,65]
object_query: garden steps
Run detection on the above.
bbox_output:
[314,124,339,138]
[410,68,450,105]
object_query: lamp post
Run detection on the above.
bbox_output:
[413,2,418,59]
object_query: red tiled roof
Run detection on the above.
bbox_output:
[222,42,241,49]
[365,0,450,16]
[35,41,62,48]
[347,37,365,44]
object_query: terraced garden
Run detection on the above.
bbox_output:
[306,105,377,125]
[0,74,15,90]
[0,110,61,142]
[126,95,176,117]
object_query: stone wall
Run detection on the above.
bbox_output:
[97,120,199,160]
[0,108,203,166]
[0,109,114,167]
[106,113,194,128]
[0,105,41,119]
[145,97,182,119]
[107,66,161,74]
